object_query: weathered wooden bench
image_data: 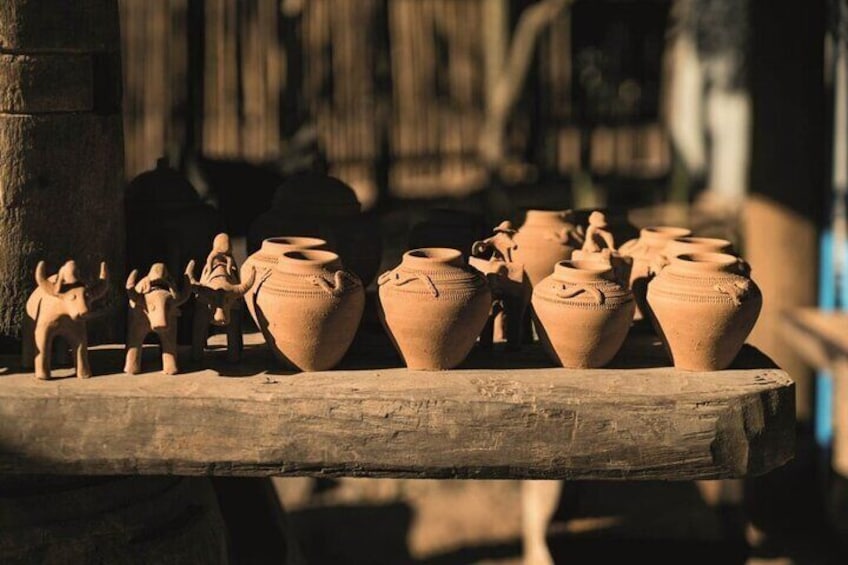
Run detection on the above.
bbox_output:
[0,331,794,562]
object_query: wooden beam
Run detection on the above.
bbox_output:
[0,334,794,480]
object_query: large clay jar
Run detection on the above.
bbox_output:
[378,248,491,370]
[647,252,762,371]
[242,236,328,327]
[407,208,487,260]
[253,250,365,371]
[512,210,582,286]
[532,260,635,368]
[247,172,382,286]
[619,226,691,320]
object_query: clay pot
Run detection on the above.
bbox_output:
[253,250,365,371]
[248,173,382,285]
[512,210,582,286]
[407,209,487,260]
[532,260,635,368]
[647,253,762,371]
[619,226,692,320]
[378,248,491,370]
[242,236,328,327]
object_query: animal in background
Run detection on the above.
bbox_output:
[124,263,192,375]
[186,234,256,363]
[22,260,109,380]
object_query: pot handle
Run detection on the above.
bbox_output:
[555,284,605,305]
[311,271,360,297]
[714,280,751,306]
[376,270,439,298]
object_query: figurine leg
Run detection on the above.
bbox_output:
[21,316,35,369]
[33,328,52,380]
[160,329,179,375]
[226,309,243,363]
[504,295,530,351]
[522,480,563,565]
[124,321,146,374]
[73,329,91,379]
[192,311,209,362]
[479,303,497,350]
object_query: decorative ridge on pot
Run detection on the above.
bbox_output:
[377,248,487,297]
[534,260,633,310]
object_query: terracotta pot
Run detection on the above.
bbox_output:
[242,236,328,327]
[647,252,762,371]
[619,226,691,320]
[532,260,635,368]
[512,210,582,286]
[378,248,491,370]
[253,249,365,371]
[407,209,487,260]
[248,173,382,285]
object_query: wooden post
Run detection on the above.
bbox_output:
[744,0,825,423]
[0,0,126,348]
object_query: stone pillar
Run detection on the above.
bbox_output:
[0,0,126,348]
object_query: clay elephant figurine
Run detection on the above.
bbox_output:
[124,263,192,375]
[22,260,109,380]
[186,234,255,363]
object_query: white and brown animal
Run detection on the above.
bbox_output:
[22,260,109,380]
[124,263,192,375]
[186,234,255,362]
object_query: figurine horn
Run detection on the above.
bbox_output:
[35,261,60,296]
[125,269,142,300]
[87,262,110,301]
[171,263,194,305]
[230,266,256,296]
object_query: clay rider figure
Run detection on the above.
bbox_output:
[473,220,518,263]
[582,211,616,254]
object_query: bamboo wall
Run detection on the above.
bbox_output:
[119,0,670,203]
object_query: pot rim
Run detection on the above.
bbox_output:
[670,252,742,274]
[278,249,342,273]
[403,248,464,269]
[640,226,692,241]
[263,236,328,251]
[553,259,613,282]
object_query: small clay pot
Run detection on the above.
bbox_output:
[647,252,762,371]
[407,209,487,260]
[248,173,382,285]
[619,226,691,320]
[512,210,582,286]
[253,249,365,371]
[242,236,328,327]
[532,260,635,368]
[378,248,491,370]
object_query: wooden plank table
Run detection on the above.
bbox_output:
[0,331,795,480]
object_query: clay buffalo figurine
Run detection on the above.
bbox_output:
[186,234,255,362]
[124,263,192,375]
[22,260,109,380]
[470,222,532,350]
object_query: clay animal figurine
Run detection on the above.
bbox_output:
[22,260,109,380]
[124,263,192,375]
[571,211,633,287]
[469,221,532,349]
[186,234,256,363]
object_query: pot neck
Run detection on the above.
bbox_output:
[523,209,572,225]
[640,226,692,246]
[401,248,464,270]
[277,250,342,274]
[552,260,614,283]
[665,236,732,257]
[668,252,744,276]
[261,237,327,255]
